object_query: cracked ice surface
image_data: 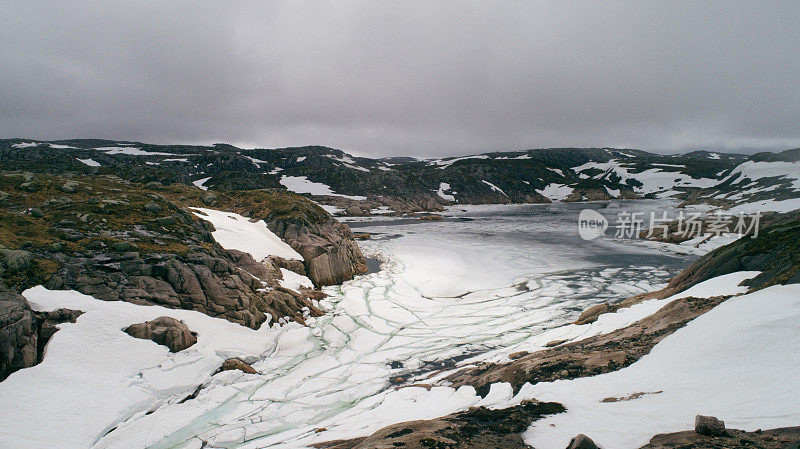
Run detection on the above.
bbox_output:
[88,203,691,448]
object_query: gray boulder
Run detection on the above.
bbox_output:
[124,316,197,352]
[566,434,599,449]
[695,414,726,436]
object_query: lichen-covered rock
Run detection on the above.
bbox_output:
[124,316,198,352]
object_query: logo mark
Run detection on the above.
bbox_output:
[578,209,608,241]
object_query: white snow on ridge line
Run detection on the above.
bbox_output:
[77,158,101,167]
[96,147,172,155]
[0,286,287,449]
[429,155,489,168]
[12,141,38,148]
[720,160,800,190]
[521,282,800,449]
[280,175,367,200]
[571,160,718,194]
[190,207,303,261]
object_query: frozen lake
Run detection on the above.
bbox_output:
[100,201,695,449]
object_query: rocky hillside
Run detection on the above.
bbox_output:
[0,169,367,380]
[4,139,800,214]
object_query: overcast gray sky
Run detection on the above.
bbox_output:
[1,1,799,157]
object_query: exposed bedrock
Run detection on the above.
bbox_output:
[268,218,367,287]
[313,400,566,449]
[446,294,728,397]
[45,246,323,330]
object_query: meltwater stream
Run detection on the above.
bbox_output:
[101,201,693,449]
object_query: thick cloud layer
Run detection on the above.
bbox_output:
[1,1,799,157]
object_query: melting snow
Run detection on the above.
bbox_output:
[539,183,573,201]
[190,207,302,261]
[280,175,367,200]
[97,147,176,156]
[77,158,101,167]
[437,182,456,201]
[522,282,800,449]
[278,268,314,292]
[12,141,38,148]
[192,177,211,191]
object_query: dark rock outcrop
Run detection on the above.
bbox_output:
[667,218,800,293]
[313,400,565,449]
[45,245,323,330]
[268,219,367,287]
[124,316,198,352]
[567,434,600,449]
[695,415,726,436]
[0,287,82,381]
[0,288,38,381]
[641,426,800,448]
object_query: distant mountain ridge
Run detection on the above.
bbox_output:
[2,139,799,214]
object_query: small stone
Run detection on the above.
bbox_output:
[59,183,77,193]
[29,208,43,218]
[695,415,726,436]
[47,242,65,252]
[566,434,599,449]
[219,357,259,374]
[144,201,162,213]
[111,241,137,252]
